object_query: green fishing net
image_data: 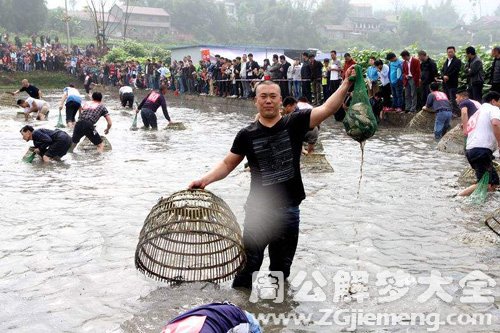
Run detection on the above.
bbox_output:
[469,172,489,205]
[56,109,65,128]
[22,150,36,163]
[343,65,378,142]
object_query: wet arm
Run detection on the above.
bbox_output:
[161,97,170,122]
[461,107,469,135]
[190,152,244,189]
[310,79,352,128]
[59,92,68,109]
[492,119,500,145]
[104,114,112,133]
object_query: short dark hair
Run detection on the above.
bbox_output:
[465,46,476,55]
[283,96,297,107]
[302,52,309,57]
[400,50,410,57]
[418,50,427,57]
[309,53,315,58]
[446,46,456,51]
[344,53,351,58]
[456,90,469,98]
[430,82,440,91]
[20,125,34,133]
[483,91,500,103]
[493,46,500,53]
[17,99,25,105]
[323,58,329,63]
[369,56,376,60]
[330,50,337,54]
[236,56,241,61]
[69,83,75,88]
[92,92,103,101]
[215,54,220,58]
[273,54,278,60]
[298,96,309,103]
[255,80,281,94]
[374,60,383,67]
[279,55,285,60]
[248,53,253,57]
[386,52,396,60]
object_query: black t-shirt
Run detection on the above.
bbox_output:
[20,85,40,99]
[459,99,479,119]
[231,110,312,208]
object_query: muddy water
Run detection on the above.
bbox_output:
[0,91,499,332]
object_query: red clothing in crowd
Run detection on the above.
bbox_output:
[402,57,421,87]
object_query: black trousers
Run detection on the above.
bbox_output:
[121,93,134,108]
[301,80,312,103]
[232,206,300,289]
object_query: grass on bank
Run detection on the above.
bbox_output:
[0,71,81,91]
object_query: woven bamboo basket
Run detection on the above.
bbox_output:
[78,136,112,151]
[407,110,435,132]
[485,208,500,237]
[458,161,500,185]
[135,189,245,284]
[437,124,465,155]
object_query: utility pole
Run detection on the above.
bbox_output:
[65,0,71,53]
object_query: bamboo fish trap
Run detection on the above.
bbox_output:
[485,208,500,237]
[135,189,245,284]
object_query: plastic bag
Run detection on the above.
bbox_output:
[343,65,378,142]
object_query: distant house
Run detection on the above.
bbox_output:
[109,4,171,39]
[321,3,395,39]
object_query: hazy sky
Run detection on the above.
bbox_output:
[47,0,499,21]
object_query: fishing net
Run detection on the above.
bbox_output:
[135,189,245,284]
[22,148,36,163]
[130,113,138,131]
[56,109,65,128]
[437,124,465,155]
[485,208,500,237]
[343,65,378,143]
[468,172,489,205]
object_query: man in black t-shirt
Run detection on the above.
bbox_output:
[10,79,42,99]
[189,68,355,290]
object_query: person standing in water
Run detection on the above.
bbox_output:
[136,84,172,130]
[189,66,355,290]
[70,92,112,153]
[459,91,500,196]
[10,79,43,99]
[58,84,82,128]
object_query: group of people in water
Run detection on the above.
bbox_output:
[13,78,173,161]
[9,64,500,331]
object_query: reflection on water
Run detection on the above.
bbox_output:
[0,93,498,332]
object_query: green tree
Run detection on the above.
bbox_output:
[0,0,48,34]
[398,10,432,46]
[421,0,461,29]
[312,0,351,26]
